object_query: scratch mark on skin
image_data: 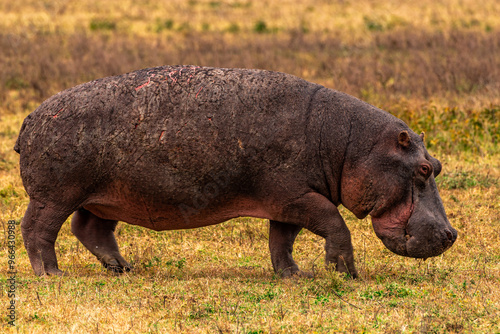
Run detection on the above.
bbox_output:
[168,71,179,85]
[52,108,64,118]
[159,130,165,142]
[135,73,156,91]
[132,150,147,168]
[294,148,304,160]
[195,78,215,99]
[139,194,156,230]
[41,123,76,155]
[186,66,200,84]
[135,79,151,91]
[196,85,206,98]
[134,115,144,129]
[166,66,202,98]
[176,123,188,135]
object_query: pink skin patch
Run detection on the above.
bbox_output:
[137,66,202,92]
[168,71,178,84]
[185,66,200,84]
[135,72,157,91]
[52,108,64,118]
[158,130,165,142]
[195,85,205,98]
[371,197,414,237]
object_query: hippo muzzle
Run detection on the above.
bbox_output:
[372,177,457,259]
[374,213,457,259]
[404,205,457,258]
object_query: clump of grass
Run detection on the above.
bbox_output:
[201,22,210,32]
[226,22,240,33]
[361,282,416,300]
[437,169,498,189]
[364,14,408,31]
[253,20,268,33]
[208,1,221,9]
[364,16,385,31]
[154,19,175,32]
[89,18,116,31]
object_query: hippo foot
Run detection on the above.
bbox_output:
[325,237,358,279]
[325,255,358,279]
[71,209,131,274]
[275,268,313,279]
[275,266,300,278]
[100,254,132,273]
[269,220,304,279]
[291,270,314,279]
[40,268,65,276]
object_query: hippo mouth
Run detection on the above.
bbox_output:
[404,227,456,258]
[371,212,412,257]
[370,188,415,257]
[370,185,457,258]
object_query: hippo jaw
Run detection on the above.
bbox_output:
[372,214,457,259]
[371,178,457,259]
[371,193,414,257]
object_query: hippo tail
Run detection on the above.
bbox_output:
[14,120,27,154]
[14,137,21,154]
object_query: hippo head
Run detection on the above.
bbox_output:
[341,125,457,259]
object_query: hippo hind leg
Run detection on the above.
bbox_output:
[21,200,72,276]
[71,208,131,273]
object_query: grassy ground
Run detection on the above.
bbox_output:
[1,0,499,332]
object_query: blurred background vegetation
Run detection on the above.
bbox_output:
[0,0,498,155]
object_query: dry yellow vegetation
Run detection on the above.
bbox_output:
[1,0,499,332]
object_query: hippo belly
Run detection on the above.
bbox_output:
[82,186,272,230]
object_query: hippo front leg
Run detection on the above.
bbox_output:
[278,192,358,278]
[269,220,303,277]
[323,224,357,278]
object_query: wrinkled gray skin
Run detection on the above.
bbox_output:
[15,66,457,277]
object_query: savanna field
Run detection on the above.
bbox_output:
[0,0,499,332]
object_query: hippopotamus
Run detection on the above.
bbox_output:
[15,65,457,277]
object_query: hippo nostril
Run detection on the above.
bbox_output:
[445,229,457,242]
[442,229,457,250]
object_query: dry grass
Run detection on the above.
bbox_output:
[1,0,499,332]
[1,29,499,112]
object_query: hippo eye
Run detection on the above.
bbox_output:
[419,164,432,178]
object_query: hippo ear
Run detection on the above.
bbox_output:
[398,130,411,148]
[420,132,425,142]
[430,156,442,177]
